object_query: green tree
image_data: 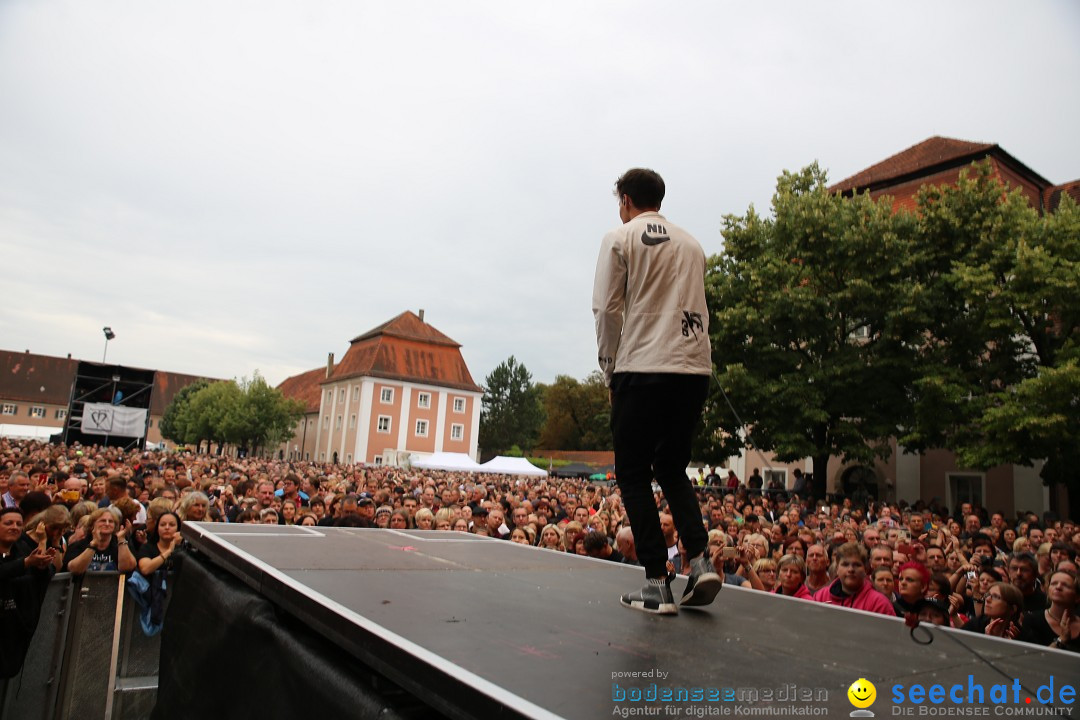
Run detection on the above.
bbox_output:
[159,378,210,445]
[178,380,239,452]
[479,356,544,455]
[537,372,611,450]
[221,373,306,455]
[704,163,920,488]
[906,166,1080,505]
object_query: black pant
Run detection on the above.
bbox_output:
[610,373,709,579]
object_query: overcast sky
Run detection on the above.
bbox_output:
[2,0,1078,390]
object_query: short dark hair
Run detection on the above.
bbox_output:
[1051,542,1075,561]
[582,530,609,554]
[19,491,51,517]
[615,168,665,210]
[335,515,372,528]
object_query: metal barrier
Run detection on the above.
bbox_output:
[0,572,161,720]
[0,573,73,720]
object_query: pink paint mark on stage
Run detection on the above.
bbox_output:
[513,645,560,660]
[494,637,560,660]
[565,629,652,659]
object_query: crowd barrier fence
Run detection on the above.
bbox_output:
[1,572,160,720]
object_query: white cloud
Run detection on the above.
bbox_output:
[2,0,1078,387]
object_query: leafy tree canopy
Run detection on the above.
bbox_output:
[159,372,304,454]
[905,167,1080,489]
[537,371,611,451]
[479,356,544,455]
[704,162,921,482]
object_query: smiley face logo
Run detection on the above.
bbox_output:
[848,678,877,709]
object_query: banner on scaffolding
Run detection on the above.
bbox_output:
[81,403,148,437]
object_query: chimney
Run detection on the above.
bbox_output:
[418,309,425,323]
[67,353,72,359]
[326,352,334,379]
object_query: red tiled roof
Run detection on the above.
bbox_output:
[0,350,78,405]
[151,371,217,415]
[279,312,482,406]
[350,311,460,347]
[276,366,326,414]
[831,136,997,193]
[1044,180,1080,213]
[329,311,481,392]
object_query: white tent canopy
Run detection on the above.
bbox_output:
[478,456,548,477]
[0,424,62,441]
[410,452,483,472]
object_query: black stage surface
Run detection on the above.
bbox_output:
[180,524,1079,720]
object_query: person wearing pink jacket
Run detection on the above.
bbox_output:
[773,554,814,600]
[813,542,897,616]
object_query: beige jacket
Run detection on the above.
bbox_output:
[592,211,712,386]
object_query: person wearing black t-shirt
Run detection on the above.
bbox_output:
[1023,570,1079,652]
[137,511,182,576]
[64,508,136,575]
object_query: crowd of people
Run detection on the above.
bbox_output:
[1,438,1078,676]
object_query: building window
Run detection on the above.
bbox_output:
[323,416,329,428]
[319,452,325,461]
[55,409,67,420]
[380,387,394,404]
[2,404,17,416]
[346,454,352,463]
[335,415,342,430]
[373,456,383,466]
[353,386,360,402]
[349,414,356,429]
[417,392,431,409]
[377,416,391,433]
[305,452,311,461]
[415,419,428,437]
[948,473,984,510]
[764,469,786,488]
[453,397,465,413]
[29,407,45,419]
[451,423,464,441]
[339,388,345,402]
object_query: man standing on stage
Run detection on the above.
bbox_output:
[593,168,721,615]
